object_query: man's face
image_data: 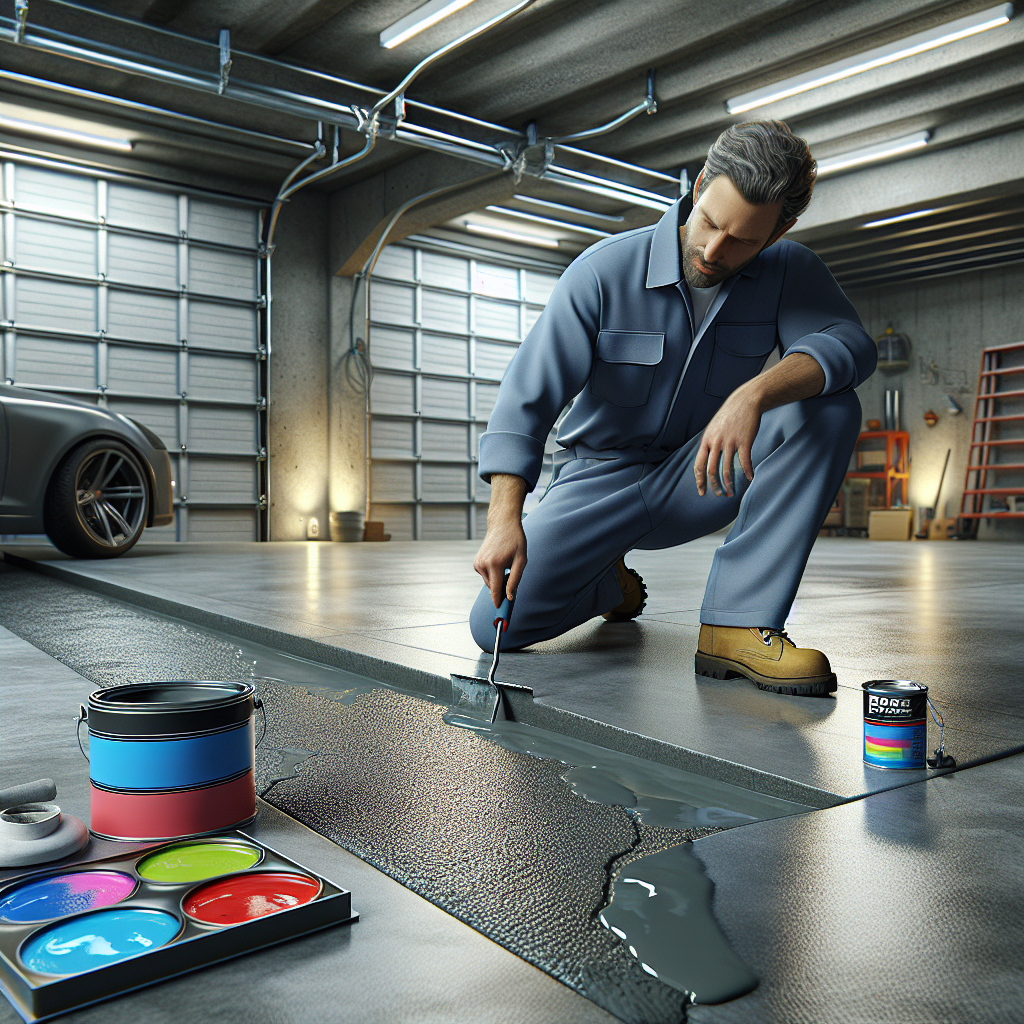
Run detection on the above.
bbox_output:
[679,175,787,289]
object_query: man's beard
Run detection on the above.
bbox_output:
[680,227,762,290]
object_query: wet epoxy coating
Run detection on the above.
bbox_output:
[182,872,320,924]
[0,872,136,923]
[19,907,180,975]
[136,840,261,883]
[600,845,757,1004]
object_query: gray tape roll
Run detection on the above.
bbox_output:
[0,779,57,810]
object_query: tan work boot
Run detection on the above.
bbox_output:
[602,558,648,621]
[695,624,837,696]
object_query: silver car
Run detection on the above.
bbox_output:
[0,384,174,557]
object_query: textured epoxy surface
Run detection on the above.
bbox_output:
[9,538,1024,801]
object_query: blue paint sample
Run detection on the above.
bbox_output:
[0,872,136,923]
[89,720,254,790]
[20,908,180,976]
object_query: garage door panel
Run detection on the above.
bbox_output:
[422,377,468,419]
[105,399,179,449]
[108,290,178,344]
[421,290,467,333]
[188,248,255,301]
[369,326,414,370]
[369,503,413,541]
[107,185,178,235]
[108,233,178,290]
[189,201,257,248]
[475,340,516,380]
[371,462,414,502]
[421,421,468,460]
[421,504,468,540]
[15,277,96,333]
[15,167,94,219]
[15,218,96,277]
[474,263,518,300]
[14,335,95,390]
[422,333,467,375]
[188,301,256,351]
[422,464,469,501]
[107,344,178,396]
[525,271,559,306]
[371,417,414,458]
[188,457,256,502]
[188,353,256,402]
[370,372,414,416]
[525,306,544,334]
[370,281,414,325]
[372,246,414,280]
[189,406,255,454]
[420,251,467,290]
[476,382,500,421]
[475,297,519,340]
[186,508,256,541]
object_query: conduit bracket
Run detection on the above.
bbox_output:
[14,0,28,44]
[218,29,232,95]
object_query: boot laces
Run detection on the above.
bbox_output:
[757,628,795,647]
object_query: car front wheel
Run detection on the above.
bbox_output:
[45,439,149,558]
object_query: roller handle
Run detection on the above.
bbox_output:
[493,568,515,632]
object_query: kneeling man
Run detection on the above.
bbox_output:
[471,120,876,696]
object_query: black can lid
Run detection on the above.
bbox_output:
[861,679,928,695]
[89,681,255,713]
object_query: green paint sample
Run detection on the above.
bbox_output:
[137,840,261,883]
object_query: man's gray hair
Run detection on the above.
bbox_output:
[696,120,816,227]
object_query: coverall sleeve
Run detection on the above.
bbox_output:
[777,245,877,394]
[478,257,601,491]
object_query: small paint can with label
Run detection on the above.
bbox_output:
[862,680,928,769]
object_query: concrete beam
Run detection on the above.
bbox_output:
[789,128,1024,241]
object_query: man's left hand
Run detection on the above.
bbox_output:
[694,383,760,497]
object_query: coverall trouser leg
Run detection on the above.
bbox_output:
[469,390,861,652]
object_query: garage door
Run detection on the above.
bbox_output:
[0,158,267,542]
[368,238,565,541]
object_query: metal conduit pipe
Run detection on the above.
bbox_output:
[548,70,657,145]
[554,145,679,184]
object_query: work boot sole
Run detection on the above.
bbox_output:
[694,652,837,696]
[602,566,648,621]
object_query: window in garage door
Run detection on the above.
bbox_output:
[368,239,566,541]
[0,161,267,542]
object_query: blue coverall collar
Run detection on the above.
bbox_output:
[645,196,762,290]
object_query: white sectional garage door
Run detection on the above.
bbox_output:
[0,159,267,541]
[368,240,565,541]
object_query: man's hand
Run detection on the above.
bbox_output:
[695,352,827,497]
[473,474,529,607]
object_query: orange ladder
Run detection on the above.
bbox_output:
[960,341,1024,531]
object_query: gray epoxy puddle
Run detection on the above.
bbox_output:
[600,845,758,1004]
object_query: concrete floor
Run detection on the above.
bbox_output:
[2,536,1023,1022]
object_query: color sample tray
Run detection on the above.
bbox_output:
[0,831,357,1022]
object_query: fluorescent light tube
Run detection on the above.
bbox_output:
[0,114,133,152]
[486,206,612,237]
[464,221,560,248]
[380,0,479,48]
[513,195,625,223]
[726,3,1013,114]
[862,208,937,228]
[816,131,930,176]
[553,178,673,211]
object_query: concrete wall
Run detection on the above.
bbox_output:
[848,262,1024,540]
[268,191,330,541]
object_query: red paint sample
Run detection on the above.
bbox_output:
[183,872,320,925]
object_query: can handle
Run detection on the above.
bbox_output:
[74,704,89,762]
[255,696,267,749]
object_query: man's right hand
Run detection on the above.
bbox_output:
[473,474,528,608]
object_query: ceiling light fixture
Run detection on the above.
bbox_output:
[486,206,612,237]
[463,221,560,248]
[0,113,134,152]
[862,208,938,228]
[554,178,672,211]
[726,3,1013,114]
[815,131,930,176]
[513,195,625,223]
[380,0,480,49]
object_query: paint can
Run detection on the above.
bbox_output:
[77,682,263,841]
[862,680,927,769]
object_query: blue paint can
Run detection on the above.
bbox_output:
[862,680,927,769]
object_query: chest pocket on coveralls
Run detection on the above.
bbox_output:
[705,323,777,398]
[590,331,664,408]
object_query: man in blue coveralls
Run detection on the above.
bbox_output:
[470,121,876,696]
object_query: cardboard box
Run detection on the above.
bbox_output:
[868,509,913,540]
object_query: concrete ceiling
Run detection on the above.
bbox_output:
[0,0,1021,284]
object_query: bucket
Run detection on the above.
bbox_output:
[329,510,364,542]
[76,682,263,841]
[862,680,927,769]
